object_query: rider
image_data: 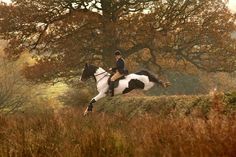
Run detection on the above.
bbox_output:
[108,50,126,97]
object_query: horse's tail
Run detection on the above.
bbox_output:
[135,70,162,84]
[135,70,170,88]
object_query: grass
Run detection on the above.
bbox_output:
[0,93,235,157]
[95,93,236,117]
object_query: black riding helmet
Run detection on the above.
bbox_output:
[114,50,121,56]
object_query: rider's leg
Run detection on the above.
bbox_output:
[109,72,123,96]
[109,81,115,97]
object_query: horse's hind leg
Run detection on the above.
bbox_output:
[122,79,145,94]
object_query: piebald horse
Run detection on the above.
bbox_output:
[80,63,170,115]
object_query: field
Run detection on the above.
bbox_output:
[0,93,235,157]
[1,0,236,156]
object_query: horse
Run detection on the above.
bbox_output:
[80,63,170,115]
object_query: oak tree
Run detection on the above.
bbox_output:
[0,0,235,82]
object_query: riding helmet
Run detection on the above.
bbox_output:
[114,50,121,56]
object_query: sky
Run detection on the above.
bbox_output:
[228,0,236,13]
[0,0,236,13]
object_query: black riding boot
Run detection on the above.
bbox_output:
[109,81,115,97]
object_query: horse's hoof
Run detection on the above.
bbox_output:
[166,82,171,87]
[162,82,171,88]
[83,107,92,116]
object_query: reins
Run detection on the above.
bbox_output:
[94,71,110,84]
[94,72,107,76]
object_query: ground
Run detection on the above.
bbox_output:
[0,92,235,157]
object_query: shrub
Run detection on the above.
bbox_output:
[0,107,235,157]
[0,59,32,113]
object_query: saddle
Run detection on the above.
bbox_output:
[108,74,126,88]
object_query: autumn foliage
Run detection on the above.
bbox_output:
[0,1,236,157]
[1,0,236,83]
[0,94,235,157]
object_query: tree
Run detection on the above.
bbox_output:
[0,0,235,83]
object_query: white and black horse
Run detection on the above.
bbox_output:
[80,63,170,115]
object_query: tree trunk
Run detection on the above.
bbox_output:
[100,0,119,66]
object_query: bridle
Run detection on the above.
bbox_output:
[94,71,110,84]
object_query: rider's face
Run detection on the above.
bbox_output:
[115,55,121,60]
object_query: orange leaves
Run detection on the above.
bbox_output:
[1,0,236,83]
[0,104,235,157]
[22,56,64,82]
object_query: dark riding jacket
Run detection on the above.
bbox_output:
[112,58,125,74]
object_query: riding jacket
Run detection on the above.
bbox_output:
[112,58,126,74]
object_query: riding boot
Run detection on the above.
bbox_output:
[109,81,115,97]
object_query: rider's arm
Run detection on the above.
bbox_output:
[111,67,117,72]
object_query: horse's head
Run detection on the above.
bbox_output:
[80,63,98,81]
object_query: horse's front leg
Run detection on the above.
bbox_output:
[84,92,106,116]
